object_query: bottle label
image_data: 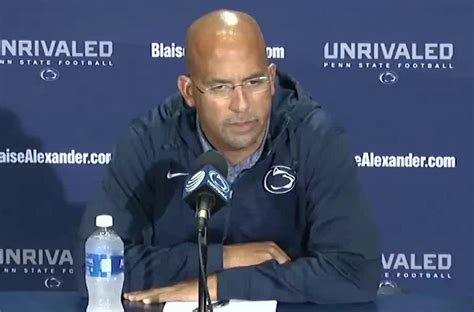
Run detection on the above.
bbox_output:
[86,253,124,277]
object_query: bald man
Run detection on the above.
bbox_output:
[76,10,381,305]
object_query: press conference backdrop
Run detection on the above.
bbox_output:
[0,0,472,299]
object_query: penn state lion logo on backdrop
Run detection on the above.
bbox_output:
[263,166,296,194]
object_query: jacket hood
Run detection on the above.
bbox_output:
[269,70,320,141]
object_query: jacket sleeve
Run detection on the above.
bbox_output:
[74,120,223,296]
[216,114,382,304]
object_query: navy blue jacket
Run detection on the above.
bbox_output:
[76,71,381,303]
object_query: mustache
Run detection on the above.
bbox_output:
[224,115,258,125]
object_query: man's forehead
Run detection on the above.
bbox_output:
[197,58,267,83]
[191,43,266,74]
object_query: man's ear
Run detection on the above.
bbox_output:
[268,63,277,96]
[177,75,195,108]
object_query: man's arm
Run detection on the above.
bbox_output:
[216,118,382,304]
[74,119,224,296]
[124,242,292,304]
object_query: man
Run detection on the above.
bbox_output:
[76,10,381,305]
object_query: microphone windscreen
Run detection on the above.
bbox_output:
[194,150,228,177]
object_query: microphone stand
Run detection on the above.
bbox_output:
[196,195,213,312]
[198,225,208,312]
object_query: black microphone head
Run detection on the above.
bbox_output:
[194,150,228,177]
[183,150,232,214]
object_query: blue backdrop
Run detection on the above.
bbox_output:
[0,0,472,299]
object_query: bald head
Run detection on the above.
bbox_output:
[176,10,276,164]
[185,10,268,76]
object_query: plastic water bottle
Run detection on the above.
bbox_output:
[85,215,124,312]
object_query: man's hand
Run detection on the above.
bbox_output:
[123,274,217,304]
[223,241,291,269]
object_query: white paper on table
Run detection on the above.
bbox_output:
[163,300,277,312]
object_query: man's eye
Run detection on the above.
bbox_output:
[247,79,261,85]
[211,85,230,92]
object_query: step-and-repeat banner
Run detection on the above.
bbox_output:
[0,0,472,298]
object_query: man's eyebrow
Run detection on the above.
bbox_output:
[206,71,267,85]
[242,72,267,81]
[206,78,233,85]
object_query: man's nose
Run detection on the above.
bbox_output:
[228,85,249,113]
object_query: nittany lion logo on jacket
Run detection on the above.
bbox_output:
[264,166,296,194]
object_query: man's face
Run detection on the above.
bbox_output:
[189,46,275,151]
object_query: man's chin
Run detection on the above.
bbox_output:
[223,136,261,151]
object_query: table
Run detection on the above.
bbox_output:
[0,291,472,312]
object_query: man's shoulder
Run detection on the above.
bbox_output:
[303,107,343,135]
[289,97,344,139]
[114,93,192,155]
[273,72,343,138]
[128,93,185,134]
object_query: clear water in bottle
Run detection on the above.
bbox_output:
[85,215,124,312]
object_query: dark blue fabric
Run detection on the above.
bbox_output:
[75,71,381,303]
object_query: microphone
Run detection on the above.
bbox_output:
[182,150,232,231]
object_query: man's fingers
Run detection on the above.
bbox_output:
[124,291,141,298]
[267,242,291,264]
[125,288,162,302]
[124,290,147,299]
[124,291,143,301]
[124,278,201,304]
[141,287,190,303]
[142,296,161,305]
[273,251,291,264]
